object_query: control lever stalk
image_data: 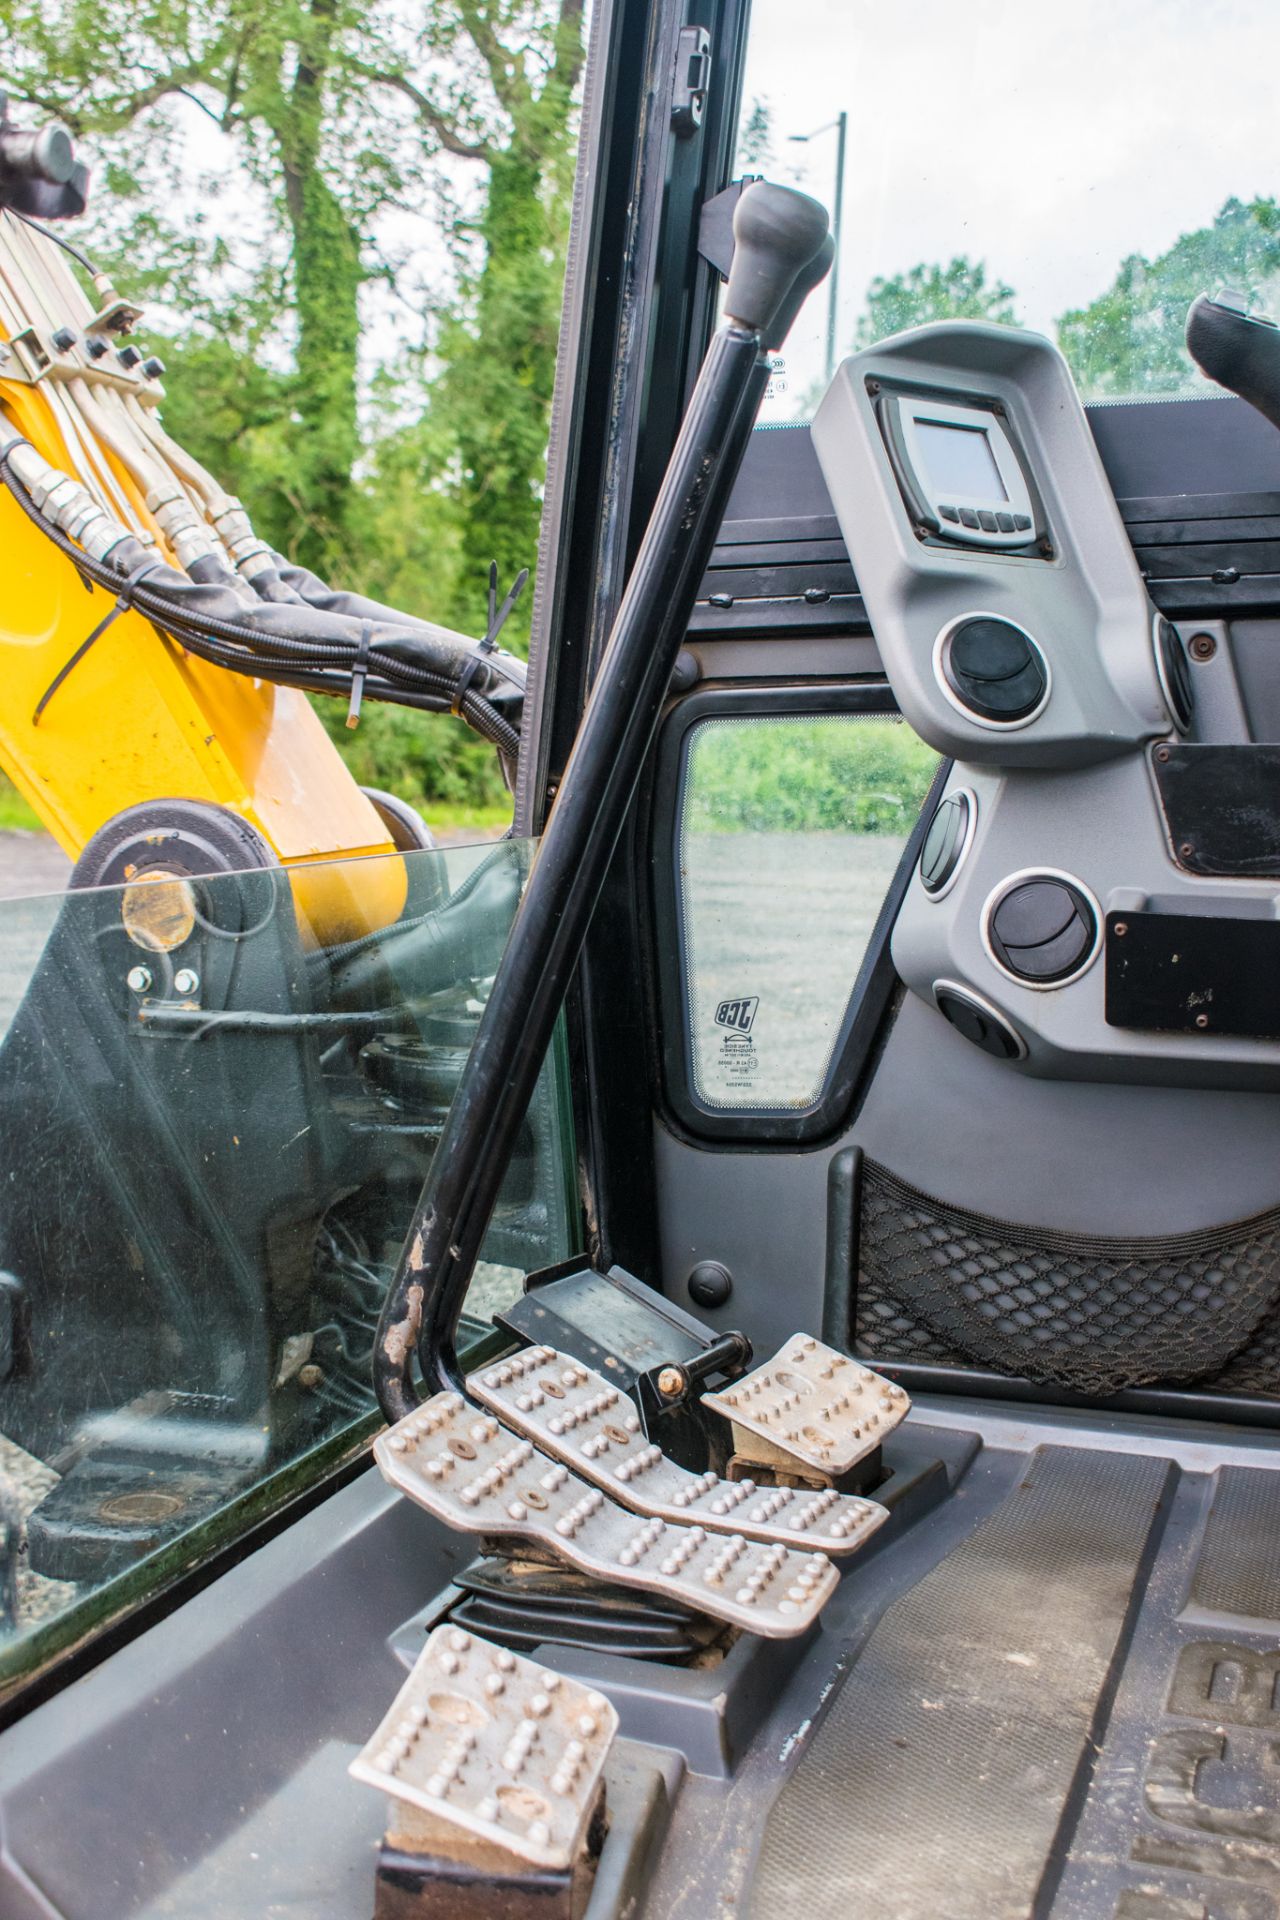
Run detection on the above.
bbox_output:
[374,183,832,1418]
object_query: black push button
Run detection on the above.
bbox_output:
[935,985,1023,1060]
[996,512,1015,532]
[939,503,959,522]
[977,510,998,531]
[941,616,1048,723]
[1013,513,1032,531]
[920,791,972,895]
[989,877,1097,984]
[959,508,979,528]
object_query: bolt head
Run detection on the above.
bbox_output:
[126,966,152,993]
[657,1366,685,1398]
[173,967,200,995]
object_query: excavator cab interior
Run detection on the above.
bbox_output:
[4,4,1280,1917]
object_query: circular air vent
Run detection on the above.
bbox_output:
[935,614,1050,728]
[932,980,1027,1060]
[983,870,1101,989]
[919,788,976,899]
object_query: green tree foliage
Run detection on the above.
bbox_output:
[0,0,584,810]
[1057,196,1280,398]
[685,719,938,835]
[854,256,1020,349]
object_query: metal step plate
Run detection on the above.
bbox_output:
[374,1392,840,1638]
[350,1623,616,1869]
[701,1334,911,1477]
[469,1347,888,1555]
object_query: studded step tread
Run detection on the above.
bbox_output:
[702,1333,911,1477]
[374,1391,839,1637]
[470,1346,888,1555]
[350,1623,616,1868]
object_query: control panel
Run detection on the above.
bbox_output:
[813,322,1280,1090]
[812,323,1175,767]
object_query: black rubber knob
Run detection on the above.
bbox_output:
[1186,292,1280,433]
[688,1261,733,1309]
[942,616,1047,724]
[989,877,1097,984]
[724,182,831,337]
[920,791,972,895]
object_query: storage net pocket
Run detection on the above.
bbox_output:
[857,1159,1280,1396]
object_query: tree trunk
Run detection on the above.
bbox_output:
[275,0,361,572]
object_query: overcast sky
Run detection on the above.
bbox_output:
[746,0,1280,418]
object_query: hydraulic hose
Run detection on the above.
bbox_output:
[371,181,833,1417]
[0,443,523,761]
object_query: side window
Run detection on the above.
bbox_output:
[660,705,939,1133]
[0,844,578,1684]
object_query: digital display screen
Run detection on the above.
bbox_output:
[915,418,1008,502]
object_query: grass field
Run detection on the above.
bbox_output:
[0,777,40,832]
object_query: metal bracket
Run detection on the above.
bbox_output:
[671,25,712,138]
[697,177,763,279]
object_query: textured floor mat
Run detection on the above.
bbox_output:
[750,1447,1171,1920]
[1190,1467,1280,1620]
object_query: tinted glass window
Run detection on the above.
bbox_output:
[0,842,576,1680]
[677,716,938,1110]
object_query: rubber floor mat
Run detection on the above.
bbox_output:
[1190,1466,1280,1620]
[750,1447,1170,1920]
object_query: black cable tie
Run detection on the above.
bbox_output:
[452,563,530,713]
[33,554,162,725]
[346,620,373,729]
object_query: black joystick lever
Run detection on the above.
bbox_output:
[1186,289,1280,434]
[375,182,832,1416]
[0,93,89,218]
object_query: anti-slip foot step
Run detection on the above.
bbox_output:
[702,1333,911,1478]
[470,1346,888,1554]
[374,1391,839,1637]
[350,1623,616,1869]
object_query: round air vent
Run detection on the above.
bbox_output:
[919,789,976,898]
[985,871,1100,988]
[933,981,1026,1060]
[936,614,1049,726]
[1154,615,1194,733]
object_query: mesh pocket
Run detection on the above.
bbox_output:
[857,1159,1280,1397]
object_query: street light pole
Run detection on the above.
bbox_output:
[788,113,847,385]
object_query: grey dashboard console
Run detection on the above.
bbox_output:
[812,323,1280,1089]
[812,324,1174,767]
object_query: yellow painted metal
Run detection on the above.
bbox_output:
[0,374,407,944]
